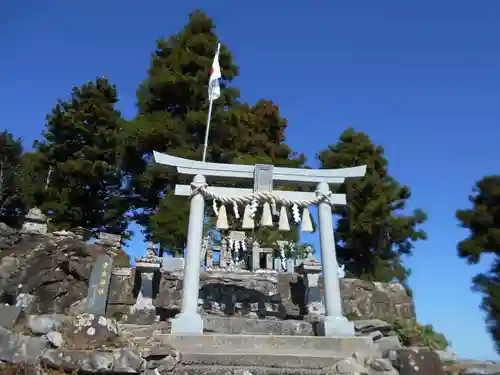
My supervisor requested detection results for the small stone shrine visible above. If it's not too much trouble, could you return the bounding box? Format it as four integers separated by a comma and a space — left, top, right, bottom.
21, 208, 48, 235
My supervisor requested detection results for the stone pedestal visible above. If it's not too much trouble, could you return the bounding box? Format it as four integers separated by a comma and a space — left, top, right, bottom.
286, 259, 295, 273
21, 208, 48, 235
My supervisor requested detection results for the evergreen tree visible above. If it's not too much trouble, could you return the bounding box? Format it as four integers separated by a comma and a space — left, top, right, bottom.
318, 127, 427, 282
122, 10, 305, 255
0, 131, 24, 226
16, 151, 48, 211
456, 175, 500, 353
35, 77, 128, 234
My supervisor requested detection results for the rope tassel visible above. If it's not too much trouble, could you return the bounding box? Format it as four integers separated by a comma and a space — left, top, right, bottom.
261, 202, 273, 227
216, 205, 229, 230
300, 207, 314, 232
242, 204, 254, 229
212, 199, 219, 216
278, 206, 290, 231
233, 201, 240, 219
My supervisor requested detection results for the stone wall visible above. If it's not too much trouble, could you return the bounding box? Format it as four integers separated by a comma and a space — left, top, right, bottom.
107, 269, 415, 322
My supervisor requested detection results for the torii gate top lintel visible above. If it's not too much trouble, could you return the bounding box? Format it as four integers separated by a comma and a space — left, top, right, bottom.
153, 151, 367, 186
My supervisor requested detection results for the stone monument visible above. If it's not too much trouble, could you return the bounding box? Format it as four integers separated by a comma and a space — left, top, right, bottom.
153, 151, 366, 336
85, 254, 114, 316
21, 208, 48, 235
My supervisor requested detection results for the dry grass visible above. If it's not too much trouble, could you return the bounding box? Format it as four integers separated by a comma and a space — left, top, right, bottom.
0, 364, 78, 375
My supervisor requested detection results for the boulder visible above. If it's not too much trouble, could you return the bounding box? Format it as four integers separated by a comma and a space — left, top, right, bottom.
63, 313, 120, 350
26, 313, 68, 335
385, 348, 446, 375
0, 223, 20, 250
41, 348, 147, 373
0, 326, 48, 365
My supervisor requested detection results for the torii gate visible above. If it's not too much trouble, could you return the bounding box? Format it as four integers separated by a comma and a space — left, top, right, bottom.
153, 151, 366, 336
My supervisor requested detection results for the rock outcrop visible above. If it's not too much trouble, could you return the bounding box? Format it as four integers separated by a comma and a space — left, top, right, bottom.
0, 225, 130, 315
0, 224, 415, 323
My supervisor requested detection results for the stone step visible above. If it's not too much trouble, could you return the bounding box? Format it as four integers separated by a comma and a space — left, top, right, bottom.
178, 351, 345, 369
155, 334, 377, 356
169, 364, 341, 375
203, 315, 314, 336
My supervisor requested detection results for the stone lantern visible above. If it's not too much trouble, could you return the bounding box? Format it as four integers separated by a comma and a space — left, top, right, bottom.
132, 242, 162, 319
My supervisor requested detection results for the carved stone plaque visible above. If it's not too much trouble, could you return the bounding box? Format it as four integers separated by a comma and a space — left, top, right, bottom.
254, 164, 273, 193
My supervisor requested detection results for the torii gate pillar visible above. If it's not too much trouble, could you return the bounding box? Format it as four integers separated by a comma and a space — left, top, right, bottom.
316, 181, 353, 336
170, 174, 206, 334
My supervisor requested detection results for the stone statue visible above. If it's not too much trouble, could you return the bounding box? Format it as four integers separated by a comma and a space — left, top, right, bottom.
305, 246, 315, 261
337, 264, 346, 278
146, 242, 157, 257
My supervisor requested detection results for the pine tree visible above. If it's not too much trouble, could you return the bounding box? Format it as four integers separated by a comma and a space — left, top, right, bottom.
35, 77, 128, 234
318, 127, 427, 282
0, 131, 24, 227
16, 151, 48, 211
456, 175, 500, 353
121, 10, 305, 255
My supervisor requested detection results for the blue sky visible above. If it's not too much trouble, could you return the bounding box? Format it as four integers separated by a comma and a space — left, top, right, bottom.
2, 0, 499, 360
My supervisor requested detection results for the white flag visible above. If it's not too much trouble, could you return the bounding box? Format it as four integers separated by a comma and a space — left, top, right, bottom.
208, 43, 221, 101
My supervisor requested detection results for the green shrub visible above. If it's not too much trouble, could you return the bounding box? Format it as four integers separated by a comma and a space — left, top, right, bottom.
112, 311, 126, 322
385, 315, 450, 350
345, 311, 361, 321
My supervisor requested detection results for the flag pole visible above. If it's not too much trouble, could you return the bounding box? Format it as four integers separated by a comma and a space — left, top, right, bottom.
201, 98, 214, 162
202, 42, 221, 163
